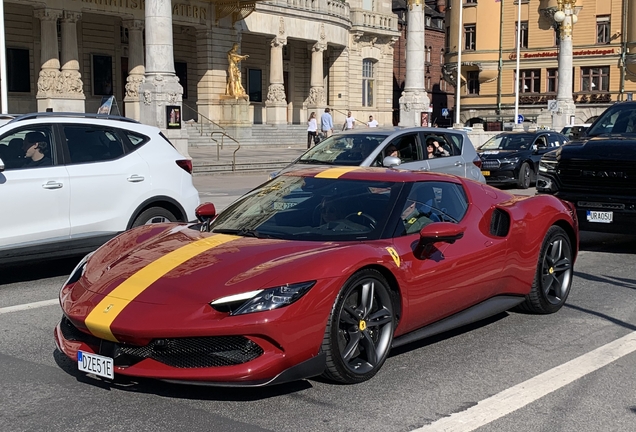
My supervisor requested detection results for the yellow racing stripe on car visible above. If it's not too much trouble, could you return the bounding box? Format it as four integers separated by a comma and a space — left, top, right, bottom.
314, 167, 360, 179
84, 234, 239, 342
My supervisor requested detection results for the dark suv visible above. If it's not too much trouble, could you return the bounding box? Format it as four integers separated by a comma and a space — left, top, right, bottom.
477, 131, 569, 189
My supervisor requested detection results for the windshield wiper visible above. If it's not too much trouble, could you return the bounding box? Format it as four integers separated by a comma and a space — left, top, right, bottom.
297, 158, 335, 165
212, 228, 276, 239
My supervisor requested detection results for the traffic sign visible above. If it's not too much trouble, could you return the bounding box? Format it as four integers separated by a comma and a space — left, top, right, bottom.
548, 100, 558, 112
442, 108, 449, 117
517, 114, 524, 124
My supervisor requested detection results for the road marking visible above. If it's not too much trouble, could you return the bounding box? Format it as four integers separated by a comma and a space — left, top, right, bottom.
0, 299, 59, 314
414, 331, 636, 431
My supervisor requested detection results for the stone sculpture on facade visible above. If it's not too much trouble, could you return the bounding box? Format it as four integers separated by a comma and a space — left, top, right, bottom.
226, 43, 249, 100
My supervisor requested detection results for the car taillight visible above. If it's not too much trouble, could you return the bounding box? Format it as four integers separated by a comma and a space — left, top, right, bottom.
176, 159, 193, 174
472, 155, 482, 169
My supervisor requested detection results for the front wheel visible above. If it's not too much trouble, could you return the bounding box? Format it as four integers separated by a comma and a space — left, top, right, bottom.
321, 269, 395, 384
131, 207, 177, 227
517, 226, 573, 314
517, 162, 531, 189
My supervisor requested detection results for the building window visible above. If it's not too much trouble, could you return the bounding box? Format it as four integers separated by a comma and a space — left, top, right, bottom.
92, 54, 113, 96
518, 69, 540, 93
446, 26, 451, 50
465, 0, 477, 3
596, 16, 610, 44
120, 26, 129, 44
426, 47, 431, 63
467, 71, 480, 95
440, 48, 445, 65
362, 0, 372, 11
464, 24, 476, 51
175, 62, 188, 99
516, 21, 528, 49
547, 68, 558, 93
362, 59, 374, 107
426, 16, 431, 27
247, 69, 262, 102
426, 76, 431, 91
283, 44, 290, 61
6, 48, 30, 93
581, 67, 609, 92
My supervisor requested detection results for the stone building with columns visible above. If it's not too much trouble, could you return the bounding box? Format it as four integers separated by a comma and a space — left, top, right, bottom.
2, 0, 401, 136
444, 0, 636, 130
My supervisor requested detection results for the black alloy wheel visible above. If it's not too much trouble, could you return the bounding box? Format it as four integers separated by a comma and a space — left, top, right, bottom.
517, 162, 531, 189
321, 269, 395, 384
517, 226, 573, 314
132, 207, 177, 227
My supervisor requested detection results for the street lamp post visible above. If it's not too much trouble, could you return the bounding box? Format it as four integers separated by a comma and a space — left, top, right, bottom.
552, 0, 578, 129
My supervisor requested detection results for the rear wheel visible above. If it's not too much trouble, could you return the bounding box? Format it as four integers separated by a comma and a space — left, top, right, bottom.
321, 269, 395, 384
517, 162, 531, 189
132, 207, 177, 227
517, 226, 573, 314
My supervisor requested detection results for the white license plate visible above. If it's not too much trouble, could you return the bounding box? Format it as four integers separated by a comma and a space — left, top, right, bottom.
78, 351, 114, 379
586, 210, 613, 223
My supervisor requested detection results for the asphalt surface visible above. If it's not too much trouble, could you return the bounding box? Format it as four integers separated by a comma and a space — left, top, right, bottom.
1, 177, 636, 432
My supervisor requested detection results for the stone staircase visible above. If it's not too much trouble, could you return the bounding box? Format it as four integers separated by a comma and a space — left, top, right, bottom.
185, 122, 308, 148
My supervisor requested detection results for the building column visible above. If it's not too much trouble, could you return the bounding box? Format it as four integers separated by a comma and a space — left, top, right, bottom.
625, 0, 636, 76
552, 0, 577, 130
34, 8, 62, 112
123, 19, 145, 121
399, 0, 430, 127
139, 0, 189, 158
266, 36, 287, 124
305, 41, 326, 109
59, 11, 85, 112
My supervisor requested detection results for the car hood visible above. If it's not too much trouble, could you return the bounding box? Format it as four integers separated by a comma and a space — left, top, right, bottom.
73, 224, 370, 307
478, 149, 527, 159
560, 137, 636, 159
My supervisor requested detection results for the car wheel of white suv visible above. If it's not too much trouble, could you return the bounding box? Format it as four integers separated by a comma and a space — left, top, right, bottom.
132, 207, 177, 227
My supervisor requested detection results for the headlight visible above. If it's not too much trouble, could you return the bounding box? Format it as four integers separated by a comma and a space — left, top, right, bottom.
62, 252, 93, 288
210, 281, 316, 315
500, 157, 519, 165
539, 159, 557, 173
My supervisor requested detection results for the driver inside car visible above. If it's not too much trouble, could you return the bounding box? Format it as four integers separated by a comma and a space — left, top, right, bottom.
401, 186, 442, 234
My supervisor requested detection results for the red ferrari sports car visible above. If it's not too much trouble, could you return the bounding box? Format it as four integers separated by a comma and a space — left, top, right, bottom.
55, 167, 578, 386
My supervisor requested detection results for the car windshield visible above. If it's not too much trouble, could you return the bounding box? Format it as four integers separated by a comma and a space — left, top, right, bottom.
480, 134, 533, 151
586, 106, 636, 137
208, 174, 402, 241
298, 134, 387, 166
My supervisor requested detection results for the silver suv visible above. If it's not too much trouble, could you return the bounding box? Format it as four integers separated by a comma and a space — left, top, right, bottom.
272, 127, 485, 183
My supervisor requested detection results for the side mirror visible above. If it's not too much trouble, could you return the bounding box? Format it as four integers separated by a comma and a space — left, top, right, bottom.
0, 157, 4, 173
195, 202, 217, 223
382, 156, 401, 168
416, 222, 465, 257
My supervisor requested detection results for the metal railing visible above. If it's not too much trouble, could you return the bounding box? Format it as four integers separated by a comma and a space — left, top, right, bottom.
182, 102, 241, 171
332, 108, 366, 130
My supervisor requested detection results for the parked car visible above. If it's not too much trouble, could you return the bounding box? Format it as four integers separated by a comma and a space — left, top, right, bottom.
271, 127, 486, 183
537, 101, 636, 234
560, 124, 591, 140
56, 166, 577, 387
477, 131, 569, 189
0, 112, 200, 265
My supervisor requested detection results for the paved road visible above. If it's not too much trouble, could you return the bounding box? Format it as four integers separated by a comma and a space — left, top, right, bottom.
2, 175, 635, 432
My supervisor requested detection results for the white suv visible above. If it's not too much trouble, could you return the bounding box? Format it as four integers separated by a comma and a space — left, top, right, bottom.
0, 113, 199, 265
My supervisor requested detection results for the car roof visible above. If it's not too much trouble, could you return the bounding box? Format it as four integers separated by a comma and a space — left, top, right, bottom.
281, 165, 464, 183
337, 127, 467, 137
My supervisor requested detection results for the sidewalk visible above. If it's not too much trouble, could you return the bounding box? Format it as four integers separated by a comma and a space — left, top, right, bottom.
189, 144, 307, 175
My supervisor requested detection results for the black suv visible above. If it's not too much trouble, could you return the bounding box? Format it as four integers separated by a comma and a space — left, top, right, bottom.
537, 102, 636, 234
477, 131, 569, 189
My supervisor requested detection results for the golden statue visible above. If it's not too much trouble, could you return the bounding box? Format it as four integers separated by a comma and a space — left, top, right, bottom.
226, 43, 249, 99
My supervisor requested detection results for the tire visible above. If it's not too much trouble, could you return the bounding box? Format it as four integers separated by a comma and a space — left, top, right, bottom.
517, 162, 531, 189
321, 269, 395, 384
517, 226, 573, 314
131, 207, 177, 228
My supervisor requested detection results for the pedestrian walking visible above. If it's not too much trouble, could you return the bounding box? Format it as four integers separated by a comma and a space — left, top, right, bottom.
367, 115, 379, 127
307, 112, 318, 148
342, 111, 355, 131
321, 108, 334, 138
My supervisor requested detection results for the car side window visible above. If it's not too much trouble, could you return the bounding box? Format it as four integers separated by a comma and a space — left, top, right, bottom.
387, 133, 421, 163
423, 133, 461, 156
547, 134, 561, 147
535, 136, 548, 148
0, 126, 55, 170
395, 181, 468, 236
62, 125, 126, 164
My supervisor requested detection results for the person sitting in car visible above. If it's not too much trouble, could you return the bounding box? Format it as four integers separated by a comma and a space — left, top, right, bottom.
426, 138, 450, 159
22, 132, 52, 168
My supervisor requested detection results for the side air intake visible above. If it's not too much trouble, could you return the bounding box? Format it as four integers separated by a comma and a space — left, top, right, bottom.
490, 208, 510, 237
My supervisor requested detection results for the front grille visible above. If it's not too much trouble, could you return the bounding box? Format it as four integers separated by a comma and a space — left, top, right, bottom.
118, 336, 264, 368
481, 159, 501, 170
557, 160, 636, 193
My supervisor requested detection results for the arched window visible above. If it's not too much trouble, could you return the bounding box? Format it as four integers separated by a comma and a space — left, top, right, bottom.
362, 59, 375, 107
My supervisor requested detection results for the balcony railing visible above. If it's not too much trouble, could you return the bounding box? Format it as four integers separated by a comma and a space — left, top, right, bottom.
350, 8, 398, 32
262, 0, 350, 20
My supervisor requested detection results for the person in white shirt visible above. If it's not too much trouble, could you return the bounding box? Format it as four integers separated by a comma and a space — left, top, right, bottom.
342, 111, 355, 131
367, 115, 379, 128
307, 112, 318, 148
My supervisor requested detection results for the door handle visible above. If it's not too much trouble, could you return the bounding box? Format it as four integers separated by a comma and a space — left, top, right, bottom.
42, 181, 63, 190
454, 161, 464, 166
127, 174, 145, 182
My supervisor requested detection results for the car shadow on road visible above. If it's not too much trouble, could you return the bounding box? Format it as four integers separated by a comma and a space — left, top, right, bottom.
52, 349, 313, 400
0, 257, 78, 284
579, 232, 636, 254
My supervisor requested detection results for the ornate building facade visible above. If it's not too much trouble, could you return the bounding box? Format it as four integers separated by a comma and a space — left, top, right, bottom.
2, 0, 400, 134
444, 0, 636, 130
